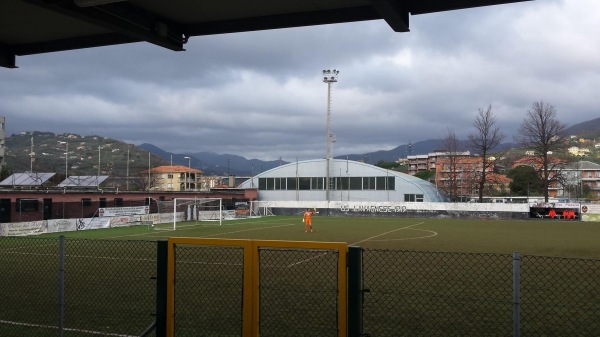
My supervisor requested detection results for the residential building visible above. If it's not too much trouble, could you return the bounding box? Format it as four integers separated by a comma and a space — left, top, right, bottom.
434, 156, 507, 198
148, 165, 203, 191
567, 146, 591, 157
511, 157, 568, 198
561, 161, 600, 199
407, 151, 470, 176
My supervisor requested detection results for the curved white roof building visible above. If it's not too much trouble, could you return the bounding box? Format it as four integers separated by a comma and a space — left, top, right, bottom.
239, 159, 446, 202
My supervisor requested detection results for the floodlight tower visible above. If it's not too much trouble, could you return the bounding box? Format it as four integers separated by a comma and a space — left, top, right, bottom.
323, 69, 339, 203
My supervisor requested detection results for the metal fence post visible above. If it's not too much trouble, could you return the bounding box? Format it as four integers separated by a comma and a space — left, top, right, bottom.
58, 235, 65, 337
156, 240, 168, 337
513, 251, 520, 337
348, 246, 363, 337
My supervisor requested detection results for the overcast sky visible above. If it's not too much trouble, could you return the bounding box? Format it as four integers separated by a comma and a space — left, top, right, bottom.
1, 0, 598, 162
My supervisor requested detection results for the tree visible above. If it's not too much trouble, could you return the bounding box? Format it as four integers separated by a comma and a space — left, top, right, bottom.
468, 105, 505, 202
507, 165, 543, 196
438, 129, 464, 202
375, 160, 400, 170
514, 101, 567, 202
414, 170, 435, 181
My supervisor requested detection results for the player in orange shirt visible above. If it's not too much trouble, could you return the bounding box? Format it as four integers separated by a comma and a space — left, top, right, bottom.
303, 208, 315, 233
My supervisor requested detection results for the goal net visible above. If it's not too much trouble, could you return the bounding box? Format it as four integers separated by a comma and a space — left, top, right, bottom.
155, 198, 224, 230
249, 201, 275, 218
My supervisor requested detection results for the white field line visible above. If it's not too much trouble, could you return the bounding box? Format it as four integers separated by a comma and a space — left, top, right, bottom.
200, 223, 296, 238
285, 252, 330, 268
350, 222, 426, 245
276, 222, 430, 268
103, 218, 296, 239
3, 250, 156, 262
0, 319, 137, 337
0, 242, 60, 252
368, 228, 438, 241
173, 223, 297, 267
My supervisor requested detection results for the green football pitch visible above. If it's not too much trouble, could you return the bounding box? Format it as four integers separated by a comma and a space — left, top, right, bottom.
38, 216, 600, 259
4, 215, 600, 336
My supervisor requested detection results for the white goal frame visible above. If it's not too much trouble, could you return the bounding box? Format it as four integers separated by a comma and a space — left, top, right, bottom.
154, 198, 224, 230
249, 201, 275, 217
177, 197, 222, 228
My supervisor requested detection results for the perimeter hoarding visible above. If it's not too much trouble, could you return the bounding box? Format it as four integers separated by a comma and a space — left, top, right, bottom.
580, 204, 600, 222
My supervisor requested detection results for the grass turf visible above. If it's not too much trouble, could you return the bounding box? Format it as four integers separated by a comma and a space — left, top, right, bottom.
37, 215, 600, 258
2, 216, 599, 336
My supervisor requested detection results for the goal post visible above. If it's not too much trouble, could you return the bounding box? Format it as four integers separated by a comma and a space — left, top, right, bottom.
155, 198, 223, 230
249, 201, 275, 217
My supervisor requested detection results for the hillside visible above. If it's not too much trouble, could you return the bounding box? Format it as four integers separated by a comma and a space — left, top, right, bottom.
5, 115, 599, 178
138, 143, 282, 176
564, 117, 600, 138
3, 132, 167, 179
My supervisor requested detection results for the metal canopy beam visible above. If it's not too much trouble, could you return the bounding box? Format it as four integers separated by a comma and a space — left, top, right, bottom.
370, 0, 410, 32
1, 0, 533, 68
0, 44, 17, 68
409, 0, 531, 15
13, 33, 138, 56
20, 0, 185, 52
184, 7, 381, 37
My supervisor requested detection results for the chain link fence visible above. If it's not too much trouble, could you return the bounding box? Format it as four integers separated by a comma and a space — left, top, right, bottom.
258, 247, 340, 337
174, 244, 245, 336
0, 237, 157, 337
520, 255, 600, 336
362, 249, 600, 337
2, 237, 600, 337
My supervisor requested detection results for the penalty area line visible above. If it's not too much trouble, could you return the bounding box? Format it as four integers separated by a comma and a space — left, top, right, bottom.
350, 222, 425, 245
201, 223, 297, 238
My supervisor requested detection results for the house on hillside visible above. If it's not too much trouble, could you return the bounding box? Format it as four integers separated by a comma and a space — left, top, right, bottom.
148, 165, 203, 191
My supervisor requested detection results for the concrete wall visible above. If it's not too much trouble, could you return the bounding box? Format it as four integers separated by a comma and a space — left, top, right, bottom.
254, 201, 530, 220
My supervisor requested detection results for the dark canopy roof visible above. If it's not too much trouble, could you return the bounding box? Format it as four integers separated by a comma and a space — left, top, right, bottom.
1, 0, 531, 68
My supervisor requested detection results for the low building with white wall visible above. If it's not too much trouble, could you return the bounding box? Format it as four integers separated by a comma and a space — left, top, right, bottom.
239, 159, 446, 203
240, 159, 534, 219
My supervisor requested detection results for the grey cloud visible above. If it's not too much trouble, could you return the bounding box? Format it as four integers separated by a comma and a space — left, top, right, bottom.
1, 0, 599, 162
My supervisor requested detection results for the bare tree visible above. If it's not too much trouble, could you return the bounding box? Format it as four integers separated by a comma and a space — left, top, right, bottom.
439, 129, 464, 202
514, 101, 567, 202
468, 105, 505, 202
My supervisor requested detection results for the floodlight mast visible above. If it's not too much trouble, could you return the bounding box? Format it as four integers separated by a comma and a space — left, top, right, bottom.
323, 69, 339, 203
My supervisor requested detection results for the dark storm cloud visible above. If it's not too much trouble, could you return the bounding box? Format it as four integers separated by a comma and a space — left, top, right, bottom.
0, 0, 598, 162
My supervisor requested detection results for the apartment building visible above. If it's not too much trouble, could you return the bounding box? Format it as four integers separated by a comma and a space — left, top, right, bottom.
407, 151, 471, 176
562, 161, 600, 199
434, 156, 509, 197
148, 165, 204, 191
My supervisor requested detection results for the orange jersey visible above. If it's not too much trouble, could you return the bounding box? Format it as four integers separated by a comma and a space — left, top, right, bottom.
303, 210, 314, 224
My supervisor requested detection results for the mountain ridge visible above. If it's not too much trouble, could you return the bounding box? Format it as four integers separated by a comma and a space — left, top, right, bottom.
5, 116, 599, 177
